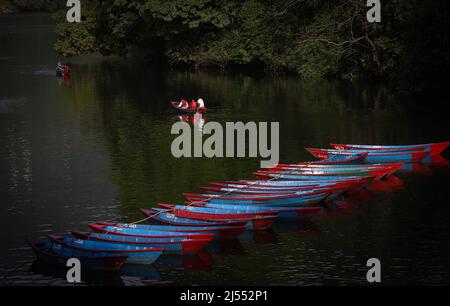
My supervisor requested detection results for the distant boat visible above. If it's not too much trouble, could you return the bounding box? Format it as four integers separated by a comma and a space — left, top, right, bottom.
171, 101, 206, 113
56, 64, 70, 78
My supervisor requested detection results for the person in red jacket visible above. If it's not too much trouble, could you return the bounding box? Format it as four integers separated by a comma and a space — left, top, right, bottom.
178, 99, 188, 109
188, 99, 197, 110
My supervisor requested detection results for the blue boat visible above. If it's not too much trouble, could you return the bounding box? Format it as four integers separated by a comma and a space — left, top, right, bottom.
48, 235, 163, 265
92, 219, 246, 241
306, 148, 430, 163
195, 203, 323, 219
228, 180, 356, 187
29, 240, 127, 271
256, 172, 373, 181
312, 153, 367, 164
71, 231, 210, 255
185, 191, 330, 206
330, 141, 450, 155
89, 222, 215, 240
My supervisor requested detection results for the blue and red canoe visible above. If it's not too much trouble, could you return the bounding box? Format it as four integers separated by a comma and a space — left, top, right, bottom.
204, 182, 353, 198
211, 178, 370, 191
29, 240, 127, 271
136, 211, 248, 239
72, 230, 217, 255
89, 222, 215, 240
144, 207, 271, 231
47, 235, 163, 265
154, 205, 277, 230
306, 148, 429, 163
184, 190, 330, 206
255, 172, 374, 181
303, 153, 368, 165
255, 164, 400, 180
330, 141, 450, 155
188, 203, 322, 219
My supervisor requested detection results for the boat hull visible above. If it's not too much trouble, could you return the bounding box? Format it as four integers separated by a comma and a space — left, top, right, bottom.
29, 241, 127, 271
306, 148, 429, 163
330, 141, 450, 155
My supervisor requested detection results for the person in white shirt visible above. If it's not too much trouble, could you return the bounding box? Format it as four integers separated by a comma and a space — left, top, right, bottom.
197, 98, 205, 109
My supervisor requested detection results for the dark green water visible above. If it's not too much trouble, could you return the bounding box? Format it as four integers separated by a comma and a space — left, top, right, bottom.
1, 14, 450, 286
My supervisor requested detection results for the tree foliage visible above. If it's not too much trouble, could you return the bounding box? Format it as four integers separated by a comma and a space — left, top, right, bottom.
54, 0, 450, 97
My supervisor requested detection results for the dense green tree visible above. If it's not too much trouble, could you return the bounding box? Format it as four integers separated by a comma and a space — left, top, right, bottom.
52, 0, 450, 99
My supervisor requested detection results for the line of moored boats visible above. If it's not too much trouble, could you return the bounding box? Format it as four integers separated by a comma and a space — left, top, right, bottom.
29, 141, 450, 272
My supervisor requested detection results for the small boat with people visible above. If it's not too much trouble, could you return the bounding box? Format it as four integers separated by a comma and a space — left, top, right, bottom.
171, 98, 206, 113
55, 61, 70, 78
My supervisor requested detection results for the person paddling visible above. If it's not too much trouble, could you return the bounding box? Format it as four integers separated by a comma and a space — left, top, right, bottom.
56, 61, 64, 75
197, 98, 205, 110
178, 99, 188, 109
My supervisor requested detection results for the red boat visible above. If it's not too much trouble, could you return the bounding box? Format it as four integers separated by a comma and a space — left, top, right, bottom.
171, 101, 206, 114
89, 223, 215, 240
184, 189, 329, 202
158, 204, 277, 230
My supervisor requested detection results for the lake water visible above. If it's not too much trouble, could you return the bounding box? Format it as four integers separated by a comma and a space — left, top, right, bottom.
1, 14, 450, 286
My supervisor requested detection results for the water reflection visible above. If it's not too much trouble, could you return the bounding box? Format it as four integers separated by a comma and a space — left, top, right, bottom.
176, 112, 206, 132
369, 175, 405, 193
30, 260, 124, 286
252, 230, 279, 244
120, 264, 161, 284
207, 240, 247, 255
155, 252, 213, 271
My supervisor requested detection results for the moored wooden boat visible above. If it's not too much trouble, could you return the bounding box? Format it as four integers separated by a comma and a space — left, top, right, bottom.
71, 231, 214, 255
47, 235, 163, 265
330, 141, 450, 155
304, 152, 368, 164
273, 162, 404, 169
255, 172, 374, 181
137, 211, 248, 239
306, 148, 430, 163
184, 190, 330, 206
29, 240, 127, 271
258, 163, 402, 180
191, 203, 323, 219
156, 205, 277, 230
89, 223, 215, 240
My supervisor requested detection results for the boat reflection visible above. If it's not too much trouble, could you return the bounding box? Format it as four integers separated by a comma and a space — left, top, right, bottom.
120, 264, 161, 284
334, 189, 372, 212
369, 175, 404, 192
30, 259, 125, 286
176, 112, 206, 132
155, 251, 213, 271
207, 239, 247, 255
252, 230, 278, 243
272, 220, 322, 234
399, 163, 432, 175
423, 155, 450, 169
